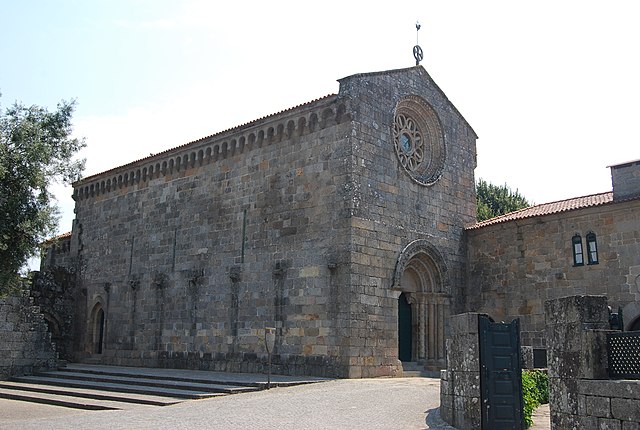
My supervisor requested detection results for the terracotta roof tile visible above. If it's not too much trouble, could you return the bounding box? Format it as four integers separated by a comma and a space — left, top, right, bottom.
468, 191, 615, 230
42, 231, 72, 245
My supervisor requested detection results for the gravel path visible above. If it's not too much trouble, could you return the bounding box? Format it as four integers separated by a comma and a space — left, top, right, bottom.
0, 377, 458, 430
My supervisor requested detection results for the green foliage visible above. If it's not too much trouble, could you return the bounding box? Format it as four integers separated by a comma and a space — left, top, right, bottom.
476, 178, 530, 222
0, 96, 85, 295
522, 370, 549, 427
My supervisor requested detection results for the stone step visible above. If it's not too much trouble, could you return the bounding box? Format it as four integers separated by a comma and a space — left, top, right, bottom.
4, 363, 324, 410
10, 375, 227, 400
0, 380, 183, 406
60, 364, 262, 388
0, 386, 155, 411
31, 370, 257, 394
401, 362, 441, 378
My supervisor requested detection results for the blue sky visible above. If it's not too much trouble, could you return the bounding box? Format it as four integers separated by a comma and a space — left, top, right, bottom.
2, 1, 639, 254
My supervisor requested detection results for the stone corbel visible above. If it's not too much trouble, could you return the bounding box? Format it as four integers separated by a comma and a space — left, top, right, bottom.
188, 269, 205, 288
153, 273, 168, 289
273, 261, 286, 278
129, 275, 140, 291
229, 266, 241, 282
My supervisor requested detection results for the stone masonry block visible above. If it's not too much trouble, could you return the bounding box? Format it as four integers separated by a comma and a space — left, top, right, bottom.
622, 421, 640, 430
452, 371, 480, 398
450, 312, 481, 335
440, 403, 453, 426
447, 334, 479, 372
545, 295, 608, 326
546, 322, 584, 353
584, 395, 612, 418
453, 393, 481, 430
597, 417, 623, 430
440, 376, 453, 395
577, 416, 599, 429
578, 380, 640, 400
580, 330, 611, 379
611, 397, 640, 422
549, 377, 579, 415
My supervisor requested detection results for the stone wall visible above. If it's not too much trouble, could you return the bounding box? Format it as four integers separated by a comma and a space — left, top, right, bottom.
30, 268, 77, 361
0, 293, 58, 379
467, 198, 640, 348
577, 379, 640, 428
329, 68, 477, 374
72, 94, 355, 377
440, 313, 482, 430
46, 66, 477, 378
545, 295, 640, 429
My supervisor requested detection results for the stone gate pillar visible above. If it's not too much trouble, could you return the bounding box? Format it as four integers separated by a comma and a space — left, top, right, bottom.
440, 312, 483, 430
545, 295, 611, 429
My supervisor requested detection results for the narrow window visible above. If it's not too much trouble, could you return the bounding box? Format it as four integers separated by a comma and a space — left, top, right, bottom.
572, 234, 584, 266
586, 232, 599, 265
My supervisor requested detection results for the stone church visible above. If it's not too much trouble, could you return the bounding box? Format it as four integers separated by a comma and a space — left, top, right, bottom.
37, 65, 640, 378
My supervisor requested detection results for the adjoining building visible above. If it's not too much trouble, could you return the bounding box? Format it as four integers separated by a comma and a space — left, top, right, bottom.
37, 65, 640, 378
467, 159, 640, 347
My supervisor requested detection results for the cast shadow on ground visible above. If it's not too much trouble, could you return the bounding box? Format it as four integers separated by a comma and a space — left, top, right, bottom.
424, 408, 458, 429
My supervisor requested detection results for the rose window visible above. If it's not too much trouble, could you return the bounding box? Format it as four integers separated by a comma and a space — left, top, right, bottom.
394, 114, 425, 172
392, 96, 445, 186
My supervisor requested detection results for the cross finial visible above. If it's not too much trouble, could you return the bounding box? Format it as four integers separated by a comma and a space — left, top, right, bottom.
413, 20, 423, 66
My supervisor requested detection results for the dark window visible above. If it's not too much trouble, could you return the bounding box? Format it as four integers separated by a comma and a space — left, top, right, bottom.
572, 234, 584, 266
586, 232, 599, 265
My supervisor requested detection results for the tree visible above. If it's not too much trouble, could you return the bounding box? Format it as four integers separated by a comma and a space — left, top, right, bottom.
476, 178, 530, 222
0, 97, 85, 294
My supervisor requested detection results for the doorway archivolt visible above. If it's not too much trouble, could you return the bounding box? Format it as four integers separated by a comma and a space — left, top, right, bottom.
393, 239, 450, 369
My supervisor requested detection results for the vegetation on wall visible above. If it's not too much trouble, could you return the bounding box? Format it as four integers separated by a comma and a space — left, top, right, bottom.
476, 179, 530, 222
522, 369, 549, 427
0, 97, 85, 295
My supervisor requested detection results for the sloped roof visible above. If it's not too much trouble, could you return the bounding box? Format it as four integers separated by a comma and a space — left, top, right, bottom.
42, 231, 72, 245
468, 191, 616, 230
76, 94, 337, 185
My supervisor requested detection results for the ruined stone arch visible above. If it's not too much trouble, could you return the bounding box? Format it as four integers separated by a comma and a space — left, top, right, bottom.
393, 239, 450, 369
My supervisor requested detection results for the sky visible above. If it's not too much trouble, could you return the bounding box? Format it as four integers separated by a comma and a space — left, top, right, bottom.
1, 1, 639, 257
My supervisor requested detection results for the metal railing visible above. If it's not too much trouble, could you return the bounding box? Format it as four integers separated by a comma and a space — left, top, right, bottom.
607, 331, 640, 379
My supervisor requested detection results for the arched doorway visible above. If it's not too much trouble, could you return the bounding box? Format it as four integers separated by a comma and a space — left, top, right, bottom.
393, 240, 450, 370
398, 293, 413, 362
90, 303, 105, 354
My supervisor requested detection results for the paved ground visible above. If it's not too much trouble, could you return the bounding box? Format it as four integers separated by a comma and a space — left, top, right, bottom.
0, 376, 550, 430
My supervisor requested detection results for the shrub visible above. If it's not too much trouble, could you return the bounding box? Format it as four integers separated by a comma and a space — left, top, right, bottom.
522, 370, 549, 427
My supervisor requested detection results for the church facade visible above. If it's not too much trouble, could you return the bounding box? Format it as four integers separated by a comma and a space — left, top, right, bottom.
39, 66, 640, 378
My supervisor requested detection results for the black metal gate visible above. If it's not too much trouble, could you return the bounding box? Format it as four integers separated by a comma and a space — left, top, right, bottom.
479, 315, 524, 430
